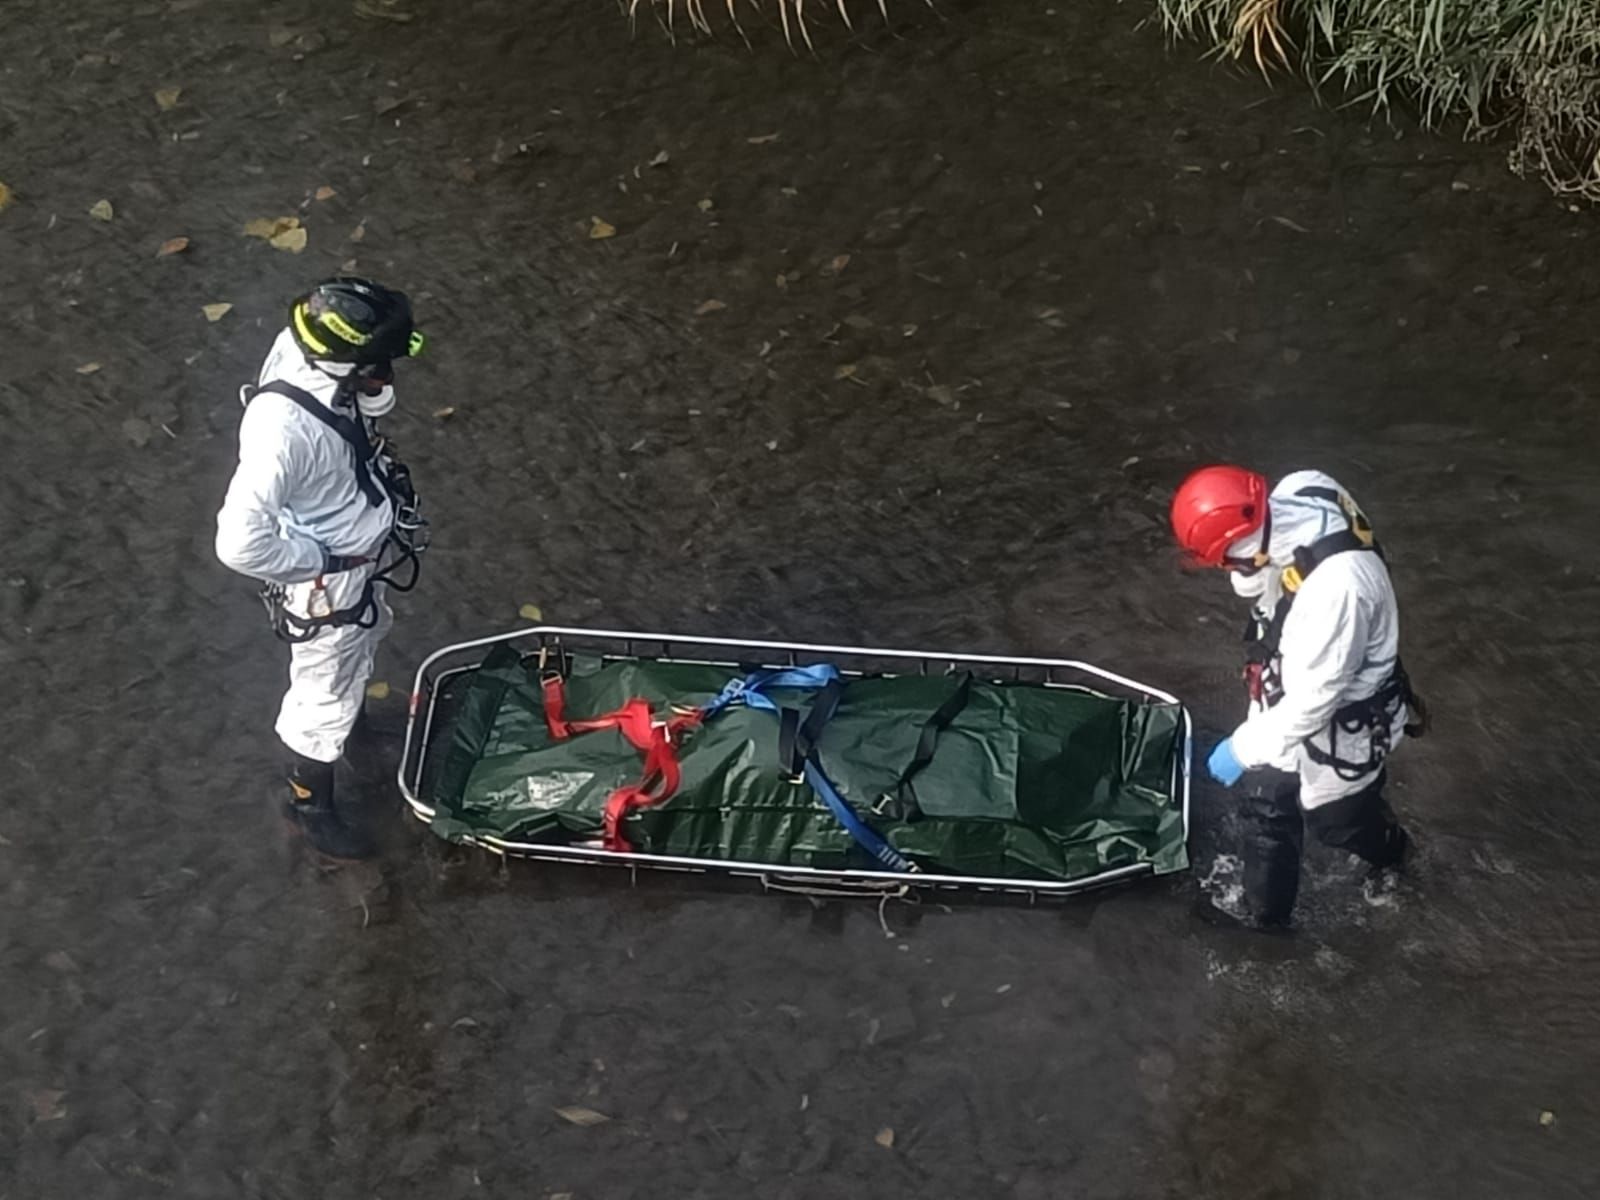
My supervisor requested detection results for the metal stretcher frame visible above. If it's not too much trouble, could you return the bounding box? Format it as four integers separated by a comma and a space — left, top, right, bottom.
399, 626, 1194, 898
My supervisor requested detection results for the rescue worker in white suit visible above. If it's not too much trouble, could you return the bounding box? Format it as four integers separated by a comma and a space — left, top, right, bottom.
215, 278, 427, 860
1170, 465, 1423, 927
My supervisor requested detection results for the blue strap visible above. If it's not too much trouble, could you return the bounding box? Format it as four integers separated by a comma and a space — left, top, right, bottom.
803, 760, 915, 872
699, 664, 913, 873
701, 664, 841, 718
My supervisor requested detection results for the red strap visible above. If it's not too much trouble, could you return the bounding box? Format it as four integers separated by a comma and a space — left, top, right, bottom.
544, 673, 655, 745
602, 713, 698, 851
542, 674, 698, 852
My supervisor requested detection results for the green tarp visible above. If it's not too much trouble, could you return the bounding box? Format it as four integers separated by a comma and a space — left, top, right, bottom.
424, 648, 1187, 882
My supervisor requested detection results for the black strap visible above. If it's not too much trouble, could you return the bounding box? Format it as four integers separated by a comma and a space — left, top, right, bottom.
1291, 529, 1374, 581
1294, 485, 1342, 504
884, 672, 973, 822
1302, 666, 1418, 780
250, 381, 386, 508
1247, 527, 1378, 663
1244, 596, 1292, 665
778, 678, 846, 778
259, 579, 380, 644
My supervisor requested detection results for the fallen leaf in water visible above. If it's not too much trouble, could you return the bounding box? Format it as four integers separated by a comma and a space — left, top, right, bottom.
373, 94, 409, 116
157, 236, 190, 257
874, 1127, 895, 1149
926, 385, 955, 407
1120, 455, 1141, 469
365, 680, 391, 701
519, 603, 544, 622
314, 185, 337, 201
88, 199, 114, 221
746, 132, 780, 145
902, 324, 919, 337
843, 314, 873, 330
589, 216, 616, 240
268, 26, 296, 46
995, 983, 1012, 994
201, 303, 232, 323
940, 992, 955, 1008
349, 222, 366, 242
432, 405, 456, 420
243, 215, 299, 239
1539, 1110, 1556, 1126
0, 182, 14, 212
270, 226, 308, 253
29, 1090, 67, 1122
834, 363, 858, 381
76, 362, 102, 375
695, 299, 726, 315
765, 439, 779, 451
553, 1106, 609, 1127
1269, 214, 1310, 234
696, 198, 714, 212
355, 0, 416, 21
154, 86, 182, 111
828, 254, 851, 275
648, 149, 670, 167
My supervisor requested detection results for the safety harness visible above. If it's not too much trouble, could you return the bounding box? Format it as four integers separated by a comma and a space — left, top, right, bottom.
241, 380, 429, 644
1243, 485, 1427, 781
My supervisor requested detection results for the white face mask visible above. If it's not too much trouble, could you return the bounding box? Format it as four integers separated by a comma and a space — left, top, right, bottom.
310, 356, 396, 418
1229, 567, 1270, 599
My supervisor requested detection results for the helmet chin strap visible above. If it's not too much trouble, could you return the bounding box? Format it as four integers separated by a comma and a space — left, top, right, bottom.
1223, 504, 1273, 572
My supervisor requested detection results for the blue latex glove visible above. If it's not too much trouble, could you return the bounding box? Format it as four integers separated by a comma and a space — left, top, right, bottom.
1206, 737, 1247, 787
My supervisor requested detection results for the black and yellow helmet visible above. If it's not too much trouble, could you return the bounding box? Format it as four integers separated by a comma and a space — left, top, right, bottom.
289, 276, 426, 365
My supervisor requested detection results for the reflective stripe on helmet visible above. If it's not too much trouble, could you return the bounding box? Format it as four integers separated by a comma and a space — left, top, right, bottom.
319, 310, 372, 347
292, 302, 331, 355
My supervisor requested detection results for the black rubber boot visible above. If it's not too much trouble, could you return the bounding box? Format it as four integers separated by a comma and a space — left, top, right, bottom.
284, 753, 377, 861
1239, 775, 1305, 929
1306, 771, 1410, 872
343, 708, 399, 819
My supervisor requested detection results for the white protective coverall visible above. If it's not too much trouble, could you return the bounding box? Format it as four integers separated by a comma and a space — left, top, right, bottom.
215, 328, 397, 763
1224, 470, 1407, 808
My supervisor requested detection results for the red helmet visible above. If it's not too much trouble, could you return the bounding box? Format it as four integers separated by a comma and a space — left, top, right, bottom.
1170, 465, 1269, 567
